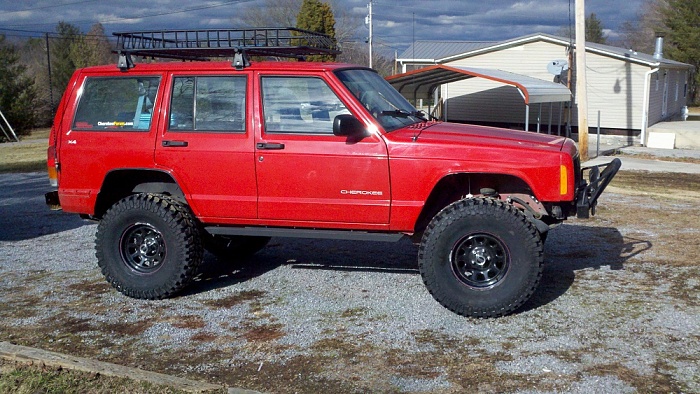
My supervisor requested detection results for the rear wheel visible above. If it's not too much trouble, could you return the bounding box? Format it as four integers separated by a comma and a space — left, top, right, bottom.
95, 193, 203, 299
418, 198, 544, 318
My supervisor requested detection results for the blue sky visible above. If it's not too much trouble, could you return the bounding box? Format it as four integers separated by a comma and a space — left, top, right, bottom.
0, 0, 644, 53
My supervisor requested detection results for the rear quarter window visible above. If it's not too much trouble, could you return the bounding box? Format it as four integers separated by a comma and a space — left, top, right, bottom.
72, 76, 161, 131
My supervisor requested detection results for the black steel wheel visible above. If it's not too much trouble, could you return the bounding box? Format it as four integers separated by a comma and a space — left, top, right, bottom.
418, 198, 544, 318
119, 223, 166, 273
96, 193, 203, 299
450, 233, 509, 288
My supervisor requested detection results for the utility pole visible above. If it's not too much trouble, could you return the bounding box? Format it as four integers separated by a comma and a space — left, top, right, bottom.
367, 0, 373, 68
575, 0, 589, 161
46, 32, 54, 109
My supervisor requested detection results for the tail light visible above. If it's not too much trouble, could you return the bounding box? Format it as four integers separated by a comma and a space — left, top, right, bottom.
47, 144, 58, 187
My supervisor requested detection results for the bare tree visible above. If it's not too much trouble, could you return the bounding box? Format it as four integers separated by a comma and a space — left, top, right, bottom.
619, 0, 666, 53
238, 0, 303, 28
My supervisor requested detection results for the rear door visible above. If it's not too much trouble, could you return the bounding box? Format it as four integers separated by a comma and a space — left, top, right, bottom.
58, 72, 163, 214
155, 72, 257, 220
254, 73, 391, 225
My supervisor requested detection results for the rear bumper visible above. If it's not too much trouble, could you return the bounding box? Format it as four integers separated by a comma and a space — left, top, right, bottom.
575, 158, 622, 218
45, 191, 61, 210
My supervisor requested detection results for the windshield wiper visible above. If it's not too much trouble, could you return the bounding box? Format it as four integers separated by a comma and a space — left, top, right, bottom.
380, 109, 427, 121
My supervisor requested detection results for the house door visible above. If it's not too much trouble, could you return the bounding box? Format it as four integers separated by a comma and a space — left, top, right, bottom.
662, 72, 669, 118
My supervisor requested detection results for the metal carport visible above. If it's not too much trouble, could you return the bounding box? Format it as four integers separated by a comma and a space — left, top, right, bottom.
386, 64, 572, 132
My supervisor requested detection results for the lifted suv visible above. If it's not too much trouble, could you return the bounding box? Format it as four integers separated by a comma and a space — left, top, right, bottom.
45, 28, 620, 318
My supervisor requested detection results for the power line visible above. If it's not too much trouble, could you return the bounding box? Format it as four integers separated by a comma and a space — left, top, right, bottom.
4, 0, 100, 13
3, 0, 256, 28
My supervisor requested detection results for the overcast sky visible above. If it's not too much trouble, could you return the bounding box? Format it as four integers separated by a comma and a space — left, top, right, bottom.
0, 0, 644, 53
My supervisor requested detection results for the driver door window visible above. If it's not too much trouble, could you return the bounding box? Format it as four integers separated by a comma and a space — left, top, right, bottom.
261, 77, 349, 134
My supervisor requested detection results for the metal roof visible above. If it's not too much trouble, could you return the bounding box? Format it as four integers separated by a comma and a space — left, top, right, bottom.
398, 33, 693, 69
397, 41, 493, 61
386, 64, 571, 104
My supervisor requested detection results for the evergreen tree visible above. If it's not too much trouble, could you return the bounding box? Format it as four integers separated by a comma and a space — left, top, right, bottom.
51, 22, 81, 100
296, 0, 336, 61
661, 0, 700, 102
585, 13, 607, 44
0, 35, 38, 137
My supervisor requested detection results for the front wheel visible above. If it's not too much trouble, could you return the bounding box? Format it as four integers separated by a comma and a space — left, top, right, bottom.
418, 198, 544, 318
95, 193, 203, 299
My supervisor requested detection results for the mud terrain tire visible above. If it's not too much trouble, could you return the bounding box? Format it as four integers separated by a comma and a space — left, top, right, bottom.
418, 197, 544, 318
95, 193, 203, 299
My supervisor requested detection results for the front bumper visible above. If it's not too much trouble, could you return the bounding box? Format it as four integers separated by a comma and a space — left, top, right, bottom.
575, 158, 622, 218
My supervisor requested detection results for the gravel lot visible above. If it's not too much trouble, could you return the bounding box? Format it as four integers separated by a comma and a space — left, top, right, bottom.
1, 171, 698, 393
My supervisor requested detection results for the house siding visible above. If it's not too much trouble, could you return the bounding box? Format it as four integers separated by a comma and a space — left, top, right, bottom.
442, 41, 568, 128
569, 52, 648, 130
430, 38, 691, 132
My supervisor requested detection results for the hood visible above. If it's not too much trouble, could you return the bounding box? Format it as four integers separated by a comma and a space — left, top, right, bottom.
386, 121, 568, 153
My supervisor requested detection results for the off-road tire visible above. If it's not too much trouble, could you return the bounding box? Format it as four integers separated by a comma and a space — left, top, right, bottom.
95, 193, 203, 299
203, 235, 271, 262
418, 197, 544, 318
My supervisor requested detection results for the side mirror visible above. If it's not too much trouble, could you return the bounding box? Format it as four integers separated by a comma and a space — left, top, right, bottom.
333, 114, 368, 137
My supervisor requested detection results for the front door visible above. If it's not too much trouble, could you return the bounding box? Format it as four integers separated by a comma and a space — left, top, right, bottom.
255, 74, 390, 225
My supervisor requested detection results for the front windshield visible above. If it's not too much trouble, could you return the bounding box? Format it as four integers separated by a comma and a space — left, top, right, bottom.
335, 69, 424, 132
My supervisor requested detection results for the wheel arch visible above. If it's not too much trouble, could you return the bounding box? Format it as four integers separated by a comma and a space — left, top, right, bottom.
413, 172, 534, 235
94, 169, 187, 219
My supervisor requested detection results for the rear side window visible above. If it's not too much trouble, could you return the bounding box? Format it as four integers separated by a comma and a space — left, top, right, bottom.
73, 77, 160, 131
169, 76, 246, 132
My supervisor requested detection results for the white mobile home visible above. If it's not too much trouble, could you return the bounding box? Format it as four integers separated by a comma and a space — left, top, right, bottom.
395, 33, 693, 139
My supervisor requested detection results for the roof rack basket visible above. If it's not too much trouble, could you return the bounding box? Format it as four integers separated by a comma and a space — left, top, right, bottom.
113, 28, 340, 70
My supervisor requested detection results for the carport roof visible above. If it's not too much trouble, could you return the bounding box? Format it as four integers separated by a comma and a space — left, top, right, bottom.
386, 64, 571, 104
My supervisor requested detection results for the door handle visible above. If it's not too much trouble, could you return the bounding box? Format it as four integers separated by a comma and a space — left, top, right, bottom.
256, 142, 285, 150
162, 140, 188, 147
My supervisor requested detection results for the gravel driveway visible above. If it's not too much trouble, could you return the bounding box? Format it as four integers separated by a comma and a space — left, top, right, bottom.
1, 172, 698, 393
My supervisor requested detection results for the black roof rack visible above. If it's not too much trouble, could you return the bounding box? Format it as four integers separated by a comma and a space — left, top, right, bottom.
113, 28, 340, 70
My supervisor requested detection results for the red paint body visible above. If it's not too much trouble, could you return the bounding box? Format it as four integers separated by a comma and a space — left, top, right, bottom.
48, 61, 580, 234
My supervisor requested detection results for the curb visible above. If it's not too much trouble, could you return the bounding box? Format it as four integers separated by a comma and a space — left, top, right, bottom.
0, 341, 262, 393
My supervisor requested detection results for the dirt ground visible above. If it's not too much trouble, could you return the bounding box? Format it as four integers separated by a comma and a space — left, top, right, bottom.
0, 170, 698, 393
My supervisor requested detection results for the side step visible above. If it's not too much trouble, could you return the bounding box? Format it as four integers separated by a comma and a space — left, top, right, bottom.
205, 226, 405, 242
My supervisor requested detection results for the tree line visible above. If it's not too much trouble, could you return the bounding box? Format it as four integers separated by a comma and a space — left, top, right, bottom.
1, 0, 698, 139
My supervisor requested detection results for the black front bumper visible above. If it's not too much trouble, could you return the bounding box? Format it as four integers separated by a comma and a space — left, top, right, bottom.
575, 158, 622, 218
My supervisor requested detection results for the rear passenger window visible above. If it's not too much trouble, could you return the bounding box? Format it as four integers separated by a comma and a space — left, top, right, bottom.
73, 77, 160, 131
169, 76, 246, 132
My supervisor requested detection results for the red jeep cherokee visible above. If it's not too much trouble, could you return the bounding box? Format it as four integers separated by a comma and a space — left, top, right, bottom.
45, 29, 619, 318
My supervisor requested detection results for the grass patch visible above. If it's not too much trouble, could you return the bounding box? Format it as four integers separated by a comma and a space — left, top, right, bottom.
0, 128, 50, 174
0, 359, 201, 394
611, 171, 700, 193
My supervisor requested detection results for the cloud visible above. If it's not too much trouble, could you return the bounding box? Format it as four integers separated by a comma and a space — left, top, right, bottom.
0, 0, 643, 52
